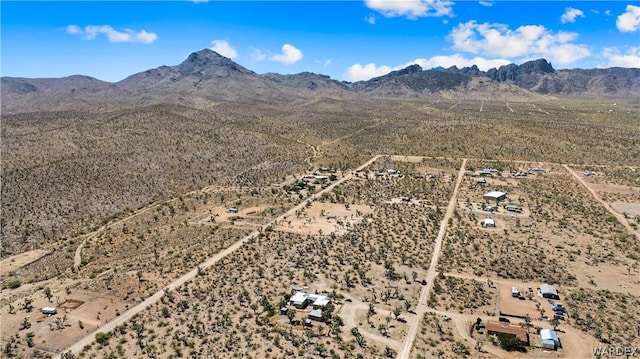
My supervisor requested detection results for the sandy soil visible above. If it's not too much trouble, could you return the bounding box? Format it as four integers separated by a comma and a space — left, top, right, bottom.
339, 295, 403, 350
564, 164, 638, 235
610, 202, 640, 217
398, 158, 468, 359
51, 155, 383, 359
390, 155, 428, 163
274, 202, 372, 236
1, 250, 50, 276
590, 183, 640, 195
497, 279, 547, 319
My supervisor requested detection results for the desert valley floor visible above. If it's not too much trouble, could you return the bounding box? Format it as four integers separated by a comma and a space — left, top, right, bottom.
1, 96, 639, 359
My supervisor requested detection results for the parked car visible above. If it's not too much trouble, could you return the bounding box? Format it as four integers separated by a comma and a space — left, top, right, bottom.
498, 317, 510, 323
511, 286, 520, 297
504, 204, 520, 212
484, 206, 497, 212
551, 304, 565, 312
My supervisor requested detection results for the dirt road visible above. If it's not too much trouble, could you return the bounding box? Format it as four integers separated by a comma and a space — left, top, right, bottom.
396, 159, 467, 359
54, 155, 383, 358
563, 164, 637, 235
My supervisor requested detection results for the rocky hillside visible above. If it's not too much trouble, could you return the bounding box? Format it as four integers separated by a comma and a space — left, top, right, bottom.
442, 59, 640, 96
2, 50, 639, 114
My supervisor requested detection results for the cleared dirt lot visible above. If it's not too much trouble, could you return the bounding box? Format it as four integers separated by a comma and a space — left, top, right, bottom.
0, 250, 50, 276
274, 202, 373, 236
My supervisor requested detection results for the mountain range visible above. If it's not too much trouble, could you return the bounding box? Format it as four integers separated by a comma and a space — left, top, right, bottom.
2, 49, 639, 114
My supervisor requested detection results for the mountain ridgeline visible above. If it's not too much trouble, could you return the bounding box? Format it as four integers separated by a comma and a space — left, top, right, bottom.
2, 49, 639, 114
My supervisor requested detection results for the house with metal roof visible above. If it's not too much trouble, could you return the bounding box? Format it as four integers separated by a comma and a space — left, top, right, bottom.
308, 309, 323, 322
486, 322, 529, 345
483, 191, 507, 204
539, 284, 560, 300
308, 294, 330, 308
289, 292, 309, 309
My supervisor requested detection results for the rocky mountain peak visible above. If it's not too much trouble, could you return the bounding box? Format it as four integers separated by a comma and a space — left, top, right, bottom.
519, 58, 555, 74
177, 49, 254, 77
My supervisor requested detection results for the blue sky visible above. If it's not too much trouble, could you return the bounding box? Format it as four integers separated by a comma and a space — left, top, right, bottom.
2, 1, 639, 82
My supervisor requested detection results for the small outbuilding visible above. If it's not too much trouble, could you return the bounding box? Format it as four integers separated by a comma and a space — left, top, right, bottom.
484, 191, 507, 204
539, 284, 560, 300
482, 218, 495, 228
308, 309, 323, 322
540, 329, 560, 350
42, 307, 57, 315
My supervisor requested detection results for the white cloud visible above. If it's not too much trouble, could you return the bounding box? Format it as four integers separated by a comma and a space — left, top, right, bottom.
409, 55, 511, 71
448, 20, 590, 65
617, 5, 640, 32
344, 63, 394, 81
561, 7, 585, 24
343, 54, 512, 82
323, 59, 333, 67
365, 14, 377, 24
600, 47, 640, 68
210, 40, 238, 59
66, 25, 82, 34
605, 10, 611, 16
269, 44, 303, 65
365, 0, 454, 19
67, 24, 158, 44
479, 1, 493, 7
250, 48, 267, 61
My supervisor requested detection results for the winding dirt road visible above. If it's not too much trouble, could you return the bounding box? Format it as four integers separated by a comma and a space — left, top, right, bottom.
397, 159, 467, 359
54, 155, 383, 358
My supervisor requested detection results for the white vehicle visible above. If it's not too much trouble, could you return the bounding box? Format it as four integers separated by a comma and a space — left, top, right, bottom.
511, 287, 520, 297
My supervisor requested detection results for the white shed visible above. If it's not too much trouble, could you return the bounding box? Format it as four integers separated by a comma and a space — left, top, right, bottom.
540, 329, 560, 349
483, 218, 495, 228
42, 307, 57, 315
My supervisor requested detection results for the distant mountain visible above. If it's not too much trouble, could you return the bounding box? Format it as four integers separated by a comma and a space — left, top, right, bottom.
443, 59, 640, 96
116, 49, 291, 102
349, 64, 472, 97
2, 50, 639, 114
1, 75, 125, 113
262, 72, 349, 91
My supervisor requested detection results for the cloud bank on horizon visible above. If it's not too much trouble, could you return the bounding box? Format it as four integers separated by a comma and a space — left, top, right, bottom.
342, 1, 639, 81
